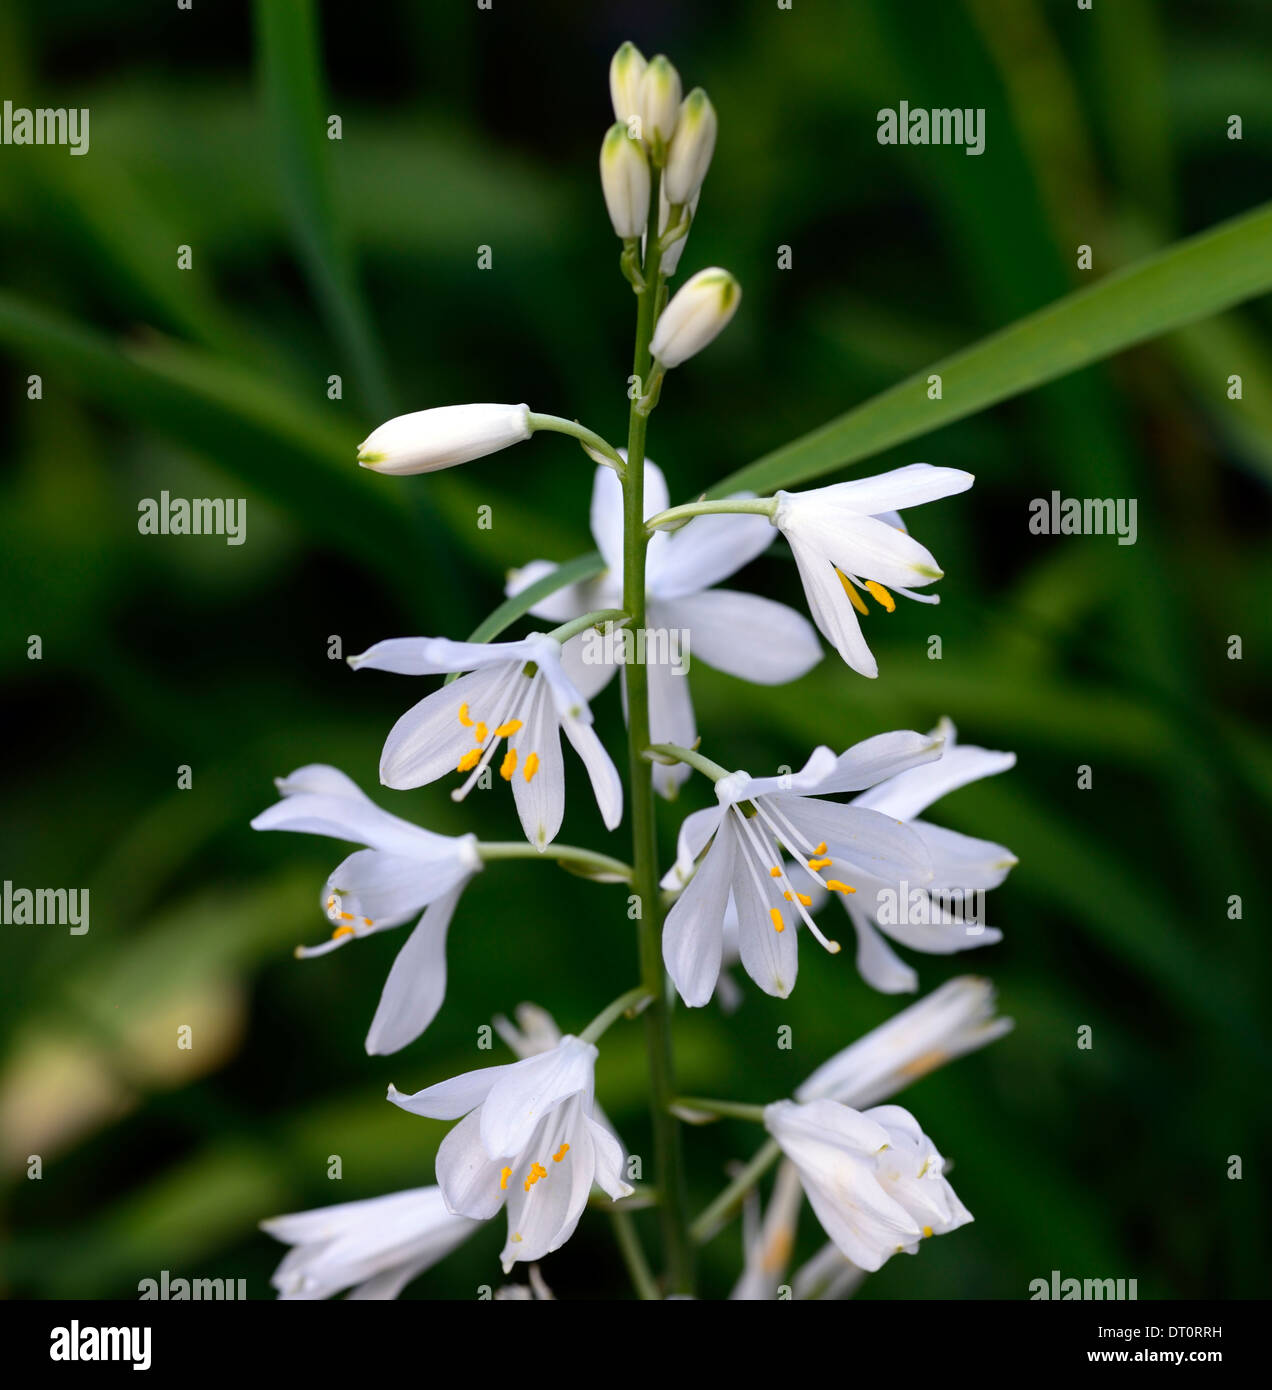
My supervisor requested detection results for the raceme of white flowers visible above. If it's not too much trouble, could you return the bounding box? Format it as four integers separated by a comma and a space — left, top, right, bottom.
257, 40, 1017, 1300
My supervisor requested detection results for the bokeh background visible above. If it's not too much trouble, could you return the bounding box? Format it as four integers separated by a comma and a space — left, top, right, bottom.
1, 0, 1269, 1300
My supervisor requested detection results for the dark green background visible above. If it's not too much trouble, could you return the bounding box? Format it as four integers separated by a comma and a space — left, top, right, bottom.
1, 0, 1268, 1299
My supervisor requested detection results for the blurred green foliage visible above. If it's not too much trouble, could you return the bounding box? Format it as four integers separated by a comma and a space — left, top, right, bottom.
1, 0, 1269, 1300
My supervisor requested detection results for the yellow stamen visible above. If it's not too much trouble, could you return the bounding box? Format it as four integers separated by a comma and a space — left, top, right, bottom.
825, 879, 856, 895
808, 856, 832, 870
864, 579, 896, 612
495, 719, 523, 737
456, 747, 482, 772
769, 866, 782, 878
523, 752, 540, 782
553, 1143, 570, 1162
814, 842, 827, 856
457, 703, 474, 728
783, 891, 813, 906
362, 917, 373, 927
769, 907, 785, 934
836, 568, 869, 615
500, 748, 518, 780
474, 721, 488, 744
922, 1226, 933, 1239
499, 1166, 511, 1191
522, 1161, 548, 1192
338, 911, 354, 921
331, 925, 354, 940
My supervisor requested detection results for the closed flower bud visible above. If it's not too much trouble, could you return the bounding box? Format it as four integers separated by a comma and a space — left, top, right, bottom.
599, 122, 651, 239
608, 41, 647, 126
649, 267, 741, 368
357, 403, 531, 475
638, 54, 682, 148
663, 88, 717, 205
657, 182, 699, 276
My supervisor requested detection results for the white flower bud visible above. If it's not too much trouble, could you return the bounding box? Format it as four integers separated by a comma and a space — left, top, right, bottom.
608, 41, 647, 126
649, 267, 741, 368
599, 122, 651, 239
657, 181, 699, 276
357, 403, 531, 475
663, 87, 717, 205
638, 54, 682, 148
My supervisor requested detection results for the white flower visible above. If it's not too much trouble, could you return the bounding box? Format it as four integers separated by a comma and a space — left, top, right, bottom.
388, 1036, 633, 1273
730, 1158, 803, 1301
505, 460, 821, 797
608, 41, 647, 125
660, 731, 944, 1005
650, 267, 741, 369
349, 632, 623, 850
764, 1099, 972, 1272
717, 859, 825, 1011
357, 403, 531, 475
772, 463, 975, 677
797, 975, 1014, 1107
261, 1186, 479, 1300
600, 123, 650, 239
664, 87, 717, 205
656, 182, 699, 276
250, 764, 481, 1053
637, 53, 682, 148
827, 717, 1017, 992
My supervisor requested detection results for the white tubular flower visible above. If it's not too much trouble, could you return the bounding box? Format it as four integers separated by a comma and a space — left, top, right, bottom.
349, 632, 623, 851
771, 463, 974, 677
251, 764, 482, 1054
764, 1099, 972, 1273
828, 717, 1016, 993
600, 122, 650, 239
660, 731, 944, 1006
388, 1036, 633, 1273
730, 1157, 804, 1301
608, 41, 647, 126
261, 1186, 480, 1300
797, 976, 1014, 1108
357, 403, 531, 475
664, 87, 717, 205
650, 267, 741, 369
505, 460, 820, 798
637, 53, 682, 148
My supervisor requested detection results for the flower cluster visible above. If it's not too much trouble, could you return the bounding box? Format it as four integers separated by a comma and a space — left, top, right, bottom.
258, 40, 1017, 1301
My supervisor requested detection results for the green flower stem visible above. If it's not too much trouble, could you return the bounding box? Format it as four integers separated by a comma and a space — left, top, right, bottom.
674, 1097, 767, 1123
690, 1137, 783, 1245
475, 841, 632, 881
647, 742, 730, 783
580, 986, 653, 1044
645, 496, 777, 534
610, 1207, 660, 1301
623, 169, 695, 1297
548, 608, 629, 646
527, 412, 626, 470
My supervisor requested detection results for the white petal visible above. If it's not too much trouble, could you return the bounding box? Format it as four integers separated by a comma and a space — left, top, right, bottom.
252, 788, 462, 862
649, 508, 775, 599
364, 886, 465, 1055
789, 729, 945, 797
786, 536, 878, 678
274, 764, 370, 800
589, 1117, 634, 1201
644, 659, 696, 798
387, 1066, 507, 1122
510, 676, 566, 849
480, 1037, 597, 1158
661, 802, 727, 890
562, 713, 624, 831
779, 798, 933, 884
662, 821, 735, 1006
804, 464, 973, 516
435, 1109, 513, 1220
504, 559, 596, 623
844, 901, 919, 993
912, 820, 1017, 891
499, 1097, 594, 1269
732, 843, 799, 999
560, 630, 620, 702
802, 509, 946, 591
659, 589, 822, 685
351, 635, 533, 676
853, 744, 1016, 820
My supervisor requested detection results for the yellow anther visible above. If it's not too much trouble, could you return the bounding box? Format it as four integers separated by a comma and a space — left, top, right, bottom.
769, 907, 785, 934
456, 747, 482, 772
808, 856, 832, 870
922, 1225, 933, 1239
338, 911, 354, 922
761, 1228, 794, 1273
499, 1166, 511, 1191
331, 925, 354, 940
522, 1161, 548, 1192
474, 722, 488, 743
783, 891, 813, 906
362, 917, 373, 927
864, 579, 896, 612
825, 879, 856, 895
836, 568, 869, 615
500, 748, 518, 780
457, 703, 474, 728
495, 719, 523, 737
814, 842, 827, 856
523, 752, 540, 783
769, 866, 782, 878
553, 1143, 570, 1162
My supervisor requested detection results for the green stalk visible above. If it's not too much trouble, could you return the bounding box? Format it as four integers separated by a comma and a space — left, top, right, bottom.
623, 172, 694, 1296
